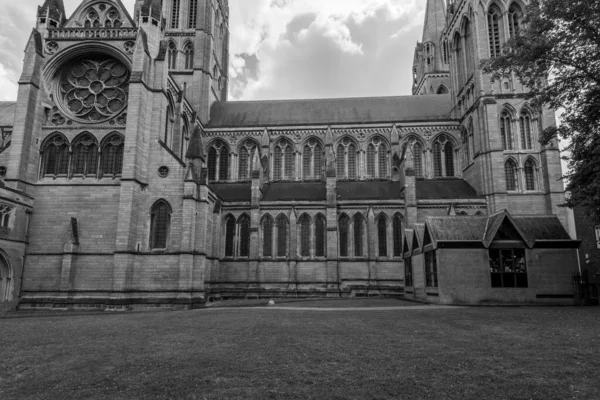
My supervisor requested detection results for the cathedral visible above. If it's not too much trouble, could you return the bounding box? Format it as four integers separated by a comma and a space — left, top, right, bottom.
0, 0, 582, 311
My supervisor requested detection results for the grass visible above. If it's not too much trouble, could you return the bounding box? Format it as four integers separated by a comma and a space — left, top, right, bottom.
1, 302, 599, 399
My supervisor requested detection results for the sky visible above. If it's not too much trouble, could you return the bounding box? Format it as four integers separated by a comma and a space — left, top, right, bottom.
0, 0, 426, 102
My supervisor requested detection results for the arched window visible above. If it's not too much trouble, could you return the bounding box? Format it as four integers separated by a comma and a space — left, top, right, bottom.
262, 215, 273, 257
500, 111, 514, 150
181, 124, 189, 159
336, 138, 357, 179
366, 137, 388, 179
468, 119, 475, 161
188, 0, 198, 29
171, 0, 180, 28
520, 112, 533, 150
393, 215, 402, 257
524, 159, 537, 190
462, 128, 470, 165
377, 215, 387, 257
315, 214, 326, 257
432, 135, 455, 177
238, 140, 258, 181
505, 159, 518, 191
354, 214, 365, 257
302, 139, 323, 180
183, 42, 194, 69
299, 214, 311, 257
276, 214, 288, 257
442, 40, 449, 64
238, 215, 250, 257
339, 214, 349, 257
454, 32, 465, 88
164, 105, 174, 146
436, 85, 448, 94
488, 4, 503, 58
0, 254, 12, 303
224, 215, 235, 257
104, 7, 121, 28
83, 7, 100, 27
413, 142, 423, 178
464, 19, 475, 78
100, 134, 124, 178
72, 134, 98, 177
207, 140, 229, 181
43, 135, 69, 177
273, 139, 294, 180
508, 3, 524, 38
168, 42, 177, 70
150, 200, 171, 249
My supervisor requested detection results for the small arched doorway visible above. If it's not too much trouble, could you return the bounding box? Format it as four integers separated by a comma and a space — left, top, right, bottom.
0, 253, 13, 303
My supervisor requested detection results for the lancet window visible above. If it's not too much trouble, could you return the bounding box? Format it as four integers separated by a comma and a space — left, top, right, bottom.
315, 214, 326, 257
168, 42, 177, 70
302, 139, 323, 180
354, 214, 365, 257
336, 138, 357, 179
505, 159, 518, 191
42, 135, 70, 177
464, 19, 475, 78
104, 7, 121, 28
100, 134, 124, 178
238, 215, 251, 257
377, 215, 387, 257
432, 135, 455, 177
500, 111, 514, 150
238, 140, 258, 181
393, 214, 402, 257
366, 137, 388, 179
508, 3, 524, 38
273, 139, 294, 180
183, 42, 194, 70
150, 200, 171, 250
72, 134, 98, 177
520, 112, 533, 150
413, 142, 424, 178
299, 214, 311, 257
84, 8, 101, 27
224, 215, 236, 257
524, 159, 537, 190
488, 4, 503, 58
262, 215, 274, 257
188, 0, 198, 29
171, 0, 180, 28
339, 214, 350, 257
207, 140, 229, 181
276, 214, 289, 257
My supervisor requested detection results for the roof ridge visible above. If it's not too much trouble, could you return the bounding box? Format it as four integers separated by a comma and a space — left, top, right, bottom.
219, 94, 452, 104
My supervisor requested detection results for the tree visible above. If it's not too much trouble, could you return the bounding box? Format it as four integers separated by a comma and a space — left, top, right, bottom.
480, 0, 600, 223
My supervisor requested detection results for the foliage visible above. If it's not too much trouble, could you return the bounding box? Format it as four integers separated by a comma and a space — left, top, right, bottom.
481, 0, 600, 222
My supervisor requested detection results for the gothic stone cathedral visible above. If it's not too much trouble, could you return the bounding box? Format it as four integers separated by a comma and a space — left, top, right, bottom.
0, 0, 581, 311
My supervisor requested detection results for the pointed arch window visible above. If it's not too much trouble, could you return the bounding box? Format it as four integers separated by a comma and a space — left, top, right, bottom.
444, 142, 455, 177
354, 214, 365, 257
488, 4, 503, 58
366, 137, 388, 179
508, 3, 524, 38
171, 0, 180, 28
464, 19, 475, 78
524, 159, 537, 190
238, 140, 258, 181
413, 142, 424, 178
164, 105, 174, 145
150, 200, 171, 250
224, 215, 236, 257
104, 7, 121, 28
276, 214, 288, 257
168, 42, 177, 70
299, 214, 311, 257
500, 111, 514, 150
42, 135, 70, 177
188, 0, 198, 29
505, 159, 518, 191
302, 139, 323, 180
207, 140, 229, 181
442, 40, 449, 65
432, 135, 455, 177
520, 113, 533, 150
84, 8, 101, 28
462, 128, 470, 166
238, 215, 251, 257
454, 32, 465, 88
72, 134, 98, 177
436, 85, 448, 94
262, 215, 273, 257
377, 215, 387, 257
100, 134, 124, 178
433, 142, 443, 177
339, 214, 350, 257
183, 42, 194, 70
336, 138, 357, 179
468, 119, 475, 161
273, 139, 294, 180
393, 215, 402, 257
315, 214, 326, 258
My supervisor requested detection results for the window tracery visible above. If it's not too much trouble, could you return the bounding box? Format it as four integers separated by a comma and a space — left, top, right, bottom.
520, 112, 533, 150
0, 205, 12, 229
207, 140, 229, 181
508, 3, 524, 38
432, 135, 455, 177
58, 57, 129, 123
100, 134, 124, 178
183, 42, 194, 70
43, 135, 69, 177
104, 7, 121, 28
505, 159, 518, 191
524, 159, 537, 190
72, 133, 99, 177
488, 4, 503, 58
302, 138, 323, 180
238, 140, 258, 181
366, 137, 388, 179
500, 111, 514, 150
273, 139, 294, 181
336, 138, 357, 180
168, 42, 177, 70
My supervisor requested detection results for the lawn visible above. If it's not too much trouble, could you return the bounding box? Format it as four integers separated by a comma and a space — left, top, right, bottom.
1, 302, 599, 400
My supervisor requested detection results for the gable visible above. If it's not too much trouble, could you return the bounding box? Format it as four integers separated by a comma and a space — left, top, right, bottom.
64, 0, 135, 29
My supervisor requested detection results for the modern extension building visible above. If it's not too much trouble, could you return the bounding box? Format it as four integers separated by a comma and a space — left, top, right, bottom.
0, 0, 580, 311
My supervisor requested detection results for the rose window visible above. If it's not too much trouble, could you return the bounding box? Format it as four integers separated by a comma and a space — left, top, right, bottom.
58, 57, 129, 123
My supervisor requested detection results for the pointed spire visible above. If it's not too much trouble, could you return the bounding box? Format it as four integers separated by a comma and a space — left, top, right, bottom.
422, 0, 446, 44
38, 0, 66, 25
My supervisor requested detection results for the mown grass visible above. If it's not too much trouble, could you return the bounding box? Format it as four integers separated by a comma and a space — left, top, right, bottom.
1, 304, 599, 400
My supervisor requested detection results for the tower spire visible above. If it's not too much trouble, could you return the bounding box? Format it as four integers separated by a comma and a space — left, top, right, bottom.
422, 0, 446, 45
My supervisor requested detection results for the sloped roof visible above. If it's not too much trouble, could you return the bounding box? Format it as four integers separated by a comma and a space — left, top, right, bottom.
209, 183, 251, 202
0, 102, 16, 126
416, 178, 483, 200
207, 95, 454, 128
413, 223, 425, 251
512, 215, 572, 242
337, 181, 404, 201
404, 228, 414, 256
141, 0, 162, 20
426, 216, 489, 243
262, 182, 326, 202
185, 126, 205, 160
